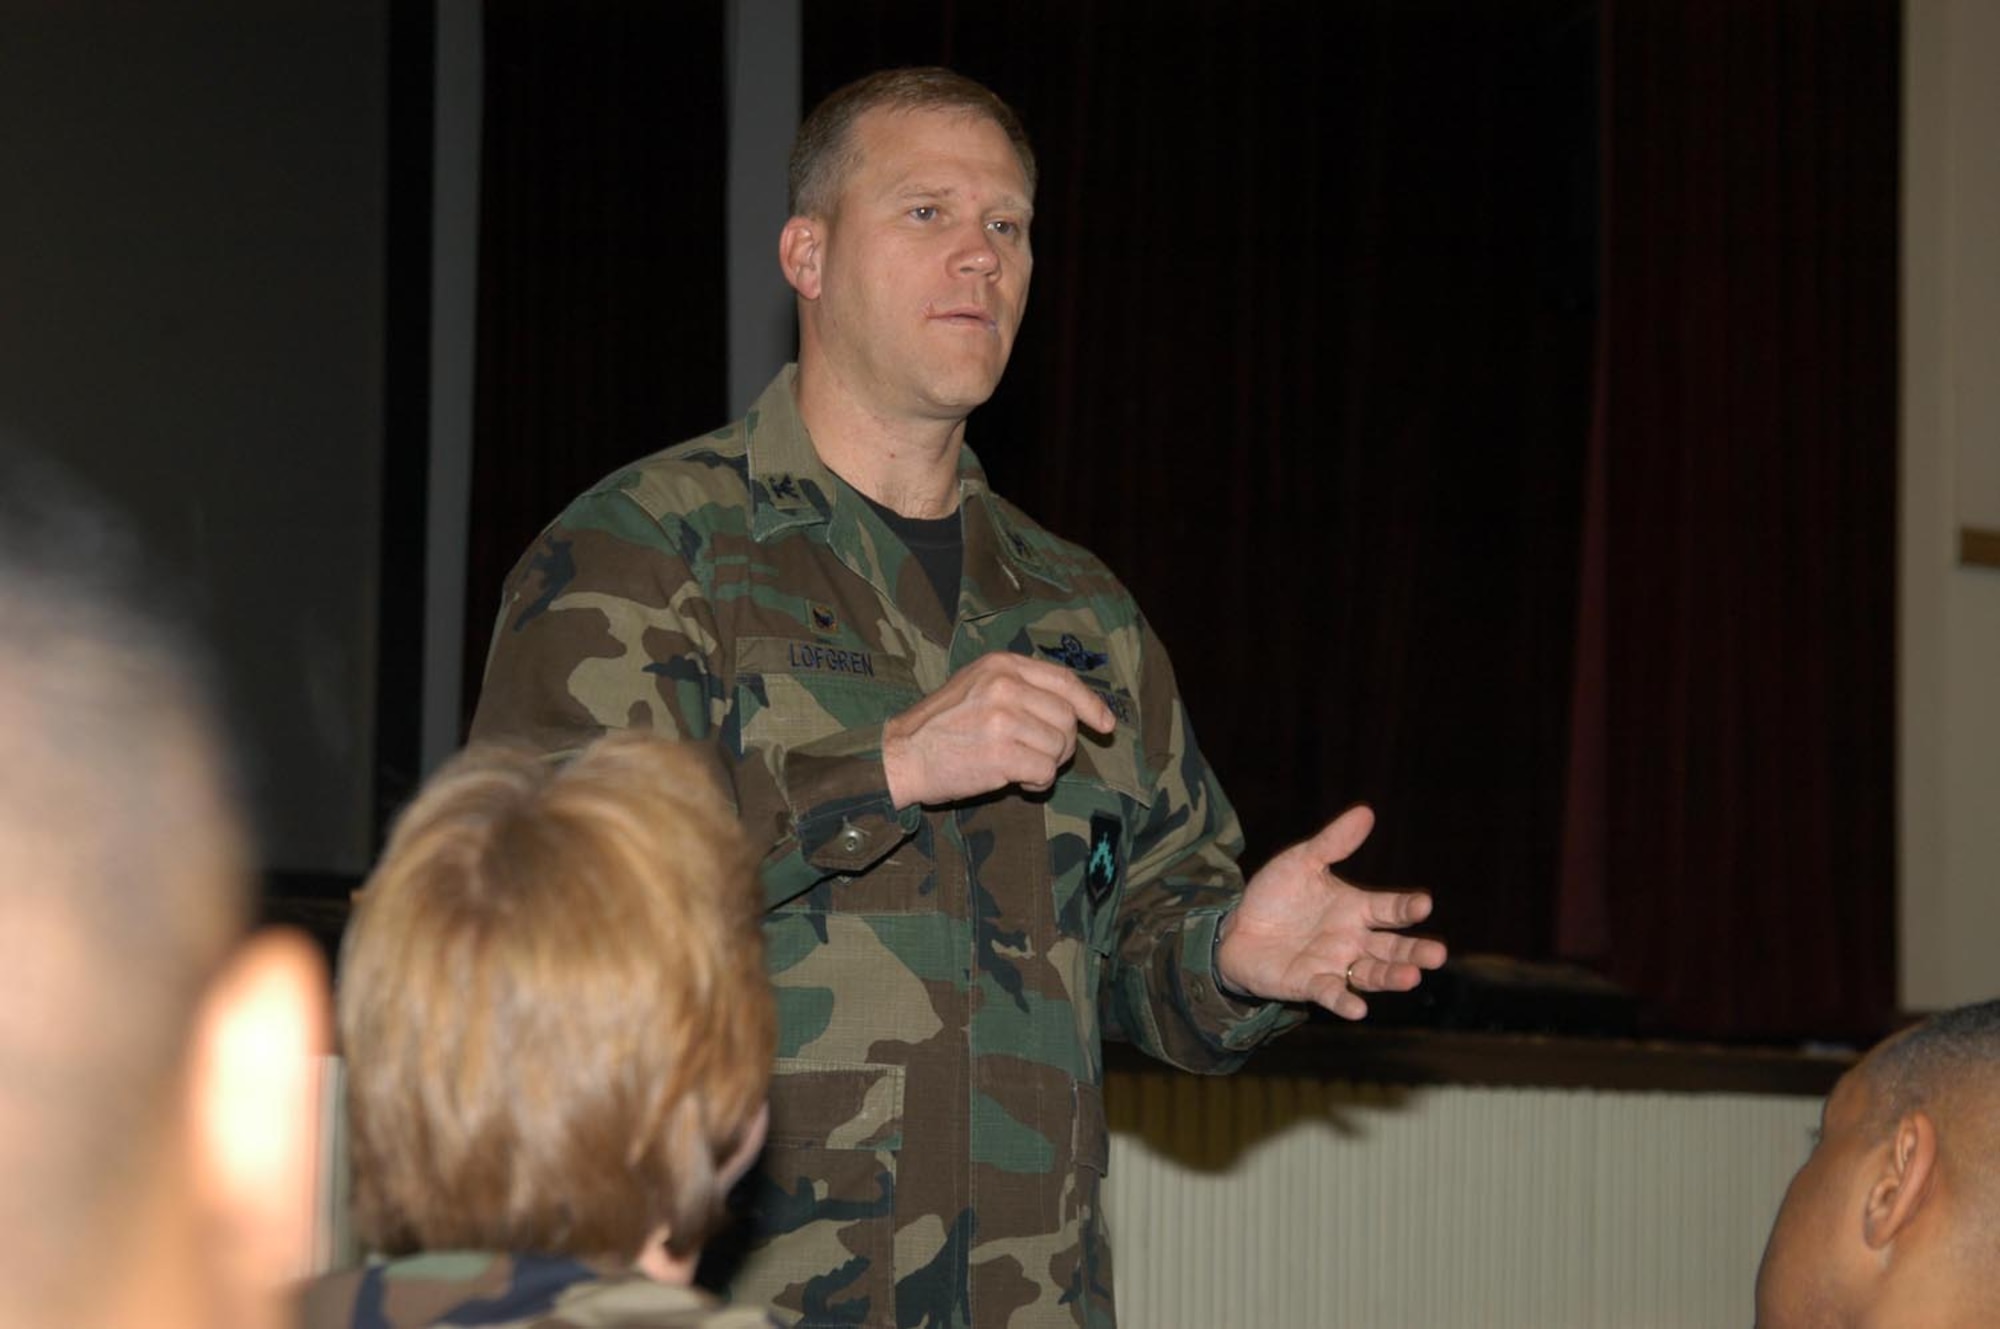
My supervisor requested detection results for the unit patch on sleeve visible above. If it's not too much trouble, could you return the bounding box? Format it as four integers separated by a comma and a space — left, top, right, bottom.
1086, 812, 1122, 907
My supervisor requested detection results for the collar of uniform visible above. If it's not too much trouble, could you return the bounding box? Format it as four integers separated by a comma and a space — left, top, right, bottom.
958, 474, 1073, 617
742, 364, 1068, 598
745, 364, 839, 542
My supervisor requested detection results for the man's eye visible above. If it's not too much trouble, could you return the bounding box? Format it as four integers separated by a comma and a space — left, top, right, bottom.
987, 219, 1020, 238
910, 206, 938, 222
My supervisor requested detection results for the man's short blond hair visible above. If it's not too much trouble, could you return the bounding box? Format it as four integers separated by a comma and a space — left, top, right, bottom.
341, 733, 774, 1260
789, 66, 1037, 219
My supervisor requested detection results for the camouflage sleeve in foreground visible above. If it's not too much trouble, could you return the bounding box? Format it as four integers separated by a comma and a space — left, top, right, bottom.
296, 1252, 791, 1328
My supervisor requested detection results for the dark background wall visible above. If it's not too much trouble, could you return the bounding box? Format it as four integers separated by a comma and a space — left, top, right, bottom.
0, 0, 392, 878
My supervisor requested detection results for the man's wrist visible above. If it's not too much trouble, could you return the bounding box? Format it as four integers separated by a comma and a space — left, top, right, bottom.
880, 724, 914, 809
1211, 909, 1252, 1000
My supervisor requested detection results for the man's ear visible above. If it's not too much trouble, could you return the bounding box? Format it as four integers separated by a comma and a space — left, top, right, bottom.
779, 216, 823, 300
185, 928, 332, 1291
1861, 1111, 1939, 1251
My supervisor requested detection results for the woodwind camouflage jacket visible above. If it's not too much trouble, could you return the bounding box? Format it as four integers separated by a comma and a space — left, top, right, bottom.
297, 1252, 787, 1328
469, 368, 1302, 1327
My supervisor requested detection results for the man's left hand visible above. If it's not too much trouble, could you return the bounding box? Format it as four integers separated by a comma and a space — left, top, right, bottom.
1214, 805, 1446, 1019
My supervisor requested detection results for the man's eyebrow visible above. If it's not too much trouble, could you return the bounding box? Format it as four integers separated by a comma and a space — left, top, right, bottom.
890, 183, 1033, 217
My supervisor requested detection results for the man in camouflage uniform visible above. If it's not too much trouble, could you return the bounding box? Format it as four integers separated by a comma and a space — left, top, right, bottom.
471, 68, 1446, 1328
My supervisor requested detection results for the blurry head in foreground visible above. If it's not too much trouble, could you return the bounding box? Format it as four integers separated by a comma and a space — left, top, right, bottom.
337, 733, 775, 1284
0, 444, 328, 1329
1755, 998, 2000, 1328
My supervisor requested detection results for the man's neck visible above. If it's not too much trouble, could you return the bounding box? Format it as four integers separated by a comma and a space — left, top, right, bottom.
793, 360, 965, 519
1867, 1262, 2000, 1329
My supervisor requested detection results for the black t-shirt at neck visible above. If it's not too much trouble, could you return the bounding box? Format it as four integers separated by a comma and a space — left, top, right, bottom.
854, 487, 963, 624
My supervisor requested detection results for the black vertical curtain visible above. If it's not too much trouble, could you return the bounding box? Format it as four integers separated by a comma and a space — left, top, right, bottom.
460, 0, 1901, 1044
462, 0, 728, 724
1562, 0, 1900, 1040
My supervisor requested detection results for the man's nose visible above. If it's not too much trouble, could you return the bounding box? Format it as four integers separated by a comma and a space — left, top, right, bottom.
954, 226, 1000, 276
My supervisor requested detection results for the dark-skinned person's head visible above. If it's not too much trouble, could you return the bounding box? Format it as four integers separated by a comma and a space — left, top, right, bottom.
0, 443, 329, 1329
1755, 998, 2000, 1329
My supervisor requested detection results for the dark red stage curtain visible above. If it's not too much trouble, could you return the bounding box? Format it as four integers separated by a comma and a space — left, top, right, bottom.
461, 0, 727, 725
802, 2, 1600, 967
1562, 0, 1901, 1040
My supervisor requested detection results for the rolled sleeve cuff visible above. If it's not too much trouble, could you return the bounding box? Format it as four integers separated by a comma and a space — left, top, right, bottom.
1181, 908, 1306, 1054
759, 723, 921, 909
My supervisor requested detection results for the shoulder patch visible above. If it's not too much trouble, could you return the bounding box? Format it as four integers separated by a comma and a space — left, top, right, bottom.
1086, 812, 1121, 906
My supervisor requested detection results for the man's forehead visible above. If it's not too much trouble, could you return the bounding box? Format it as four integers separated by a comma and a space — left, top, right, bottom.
854, 102, 1001, 139
850, 106, 1030, 191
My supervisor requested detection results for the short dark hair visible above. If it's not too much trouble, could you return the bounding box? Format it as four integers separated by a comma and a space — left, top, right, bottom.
1863, 998, 2000, 1129
788, 66, 1037, 218
0, 443, 248, 1318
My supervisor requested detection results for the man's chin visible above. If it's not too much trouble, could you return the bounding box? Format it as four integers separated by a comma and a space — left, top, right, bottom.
918, 367, 1007, 416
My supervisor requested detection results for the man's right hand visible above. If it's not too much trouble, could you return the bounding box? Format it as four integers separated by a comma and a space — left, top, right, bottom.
882, 652, 1117, 808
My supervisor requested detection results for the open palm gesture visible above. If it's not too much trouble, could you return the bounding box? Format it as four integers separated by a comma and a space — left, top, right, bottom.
1215, 805, 1447, 1019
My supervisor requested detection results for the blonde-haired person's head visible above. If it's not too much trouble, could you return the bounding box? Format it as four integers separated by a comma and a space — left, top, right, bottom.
339, 732, 773, 1268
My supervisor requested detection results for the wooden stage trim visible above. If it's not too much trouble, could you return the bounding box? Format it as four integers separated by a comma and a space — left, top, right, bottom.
1107, 1021, 1852, 1097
